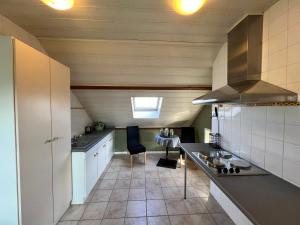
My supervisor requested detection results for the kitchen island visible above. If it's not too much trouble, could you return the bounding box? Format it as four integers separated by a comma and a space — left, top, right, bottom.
180, 143, 300, 225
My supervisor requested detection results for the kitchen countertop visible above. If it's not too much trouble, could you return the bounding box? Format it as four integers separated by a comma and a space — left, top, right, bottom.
72, 129, 114, 152
180, 143, 300, 225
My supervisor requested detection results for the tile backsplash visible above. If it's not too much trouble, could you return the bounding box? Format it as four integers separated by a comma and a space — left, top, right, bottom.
262, 0, 300, 97
212, 105, 300, 187
209, 0, 300, 188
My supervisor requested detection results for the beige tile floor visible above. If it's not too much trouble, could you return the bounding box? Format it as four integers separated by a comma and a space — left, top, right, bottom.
59, 153, 235, 225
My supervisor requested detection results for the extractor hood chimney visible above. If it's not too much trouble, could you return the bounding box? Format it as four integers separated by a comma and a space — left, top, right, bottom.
193, 15, 298, 105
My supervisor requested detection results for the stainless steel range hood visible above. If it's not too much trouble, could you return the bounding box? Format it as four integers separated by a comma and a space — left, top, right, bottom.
193, 15, 298, 105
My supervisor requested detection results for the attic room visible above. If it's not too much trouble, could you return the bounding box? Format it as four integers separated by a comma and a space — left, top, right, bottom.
2, 0, 300, 225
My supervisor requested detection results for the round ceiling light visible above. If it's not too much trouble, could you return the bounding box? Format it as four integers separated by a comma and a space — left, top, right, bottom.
41, 0, 74, 10
171, 0, 206, 15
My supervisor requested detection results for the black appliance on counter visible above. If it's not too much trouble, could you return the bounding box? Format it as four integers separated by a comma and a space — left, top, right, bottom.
85, 125, 93, 134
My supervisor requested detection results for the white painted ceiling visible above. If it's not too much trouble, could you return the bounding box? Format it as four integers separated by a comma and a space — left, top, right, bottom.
0, 0, 277, 127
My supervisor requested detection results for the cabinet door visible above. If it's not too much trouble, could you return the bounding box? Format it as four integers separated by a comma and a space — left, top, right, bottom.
104, 142, 109, 166
108, 135, 114, 161
86, 147, 98, 196
50, 59, 71, 223
14, 40, 53, 225
97, 143, 106, 178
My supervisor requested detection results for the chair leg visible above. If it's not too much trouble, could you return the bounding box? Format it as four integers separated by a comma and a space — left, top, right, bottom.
144, 152, 147, 164
130, 155, 133, 168
180, 154, 183, 168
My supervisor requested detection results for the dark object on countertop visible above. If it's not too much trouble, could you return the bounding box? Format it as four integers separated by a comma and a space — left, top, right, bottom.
85, 125, 93, 134
126, 126, 146, 167
179, 127, 195, 167
209, 132, 221, 149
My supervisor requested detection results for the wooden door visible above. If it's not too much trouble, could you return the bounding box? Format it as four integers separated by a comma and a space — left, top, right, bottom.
14, 40, 53, 225
50, 59, 71, 224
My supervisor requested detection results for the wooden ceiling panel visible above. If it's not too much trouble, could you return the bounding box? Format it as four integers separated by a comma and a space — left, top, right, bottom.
0, 0, 277, 41
73, 89, 206, 128
0, 0, 277, 127
39, 38, 219, 85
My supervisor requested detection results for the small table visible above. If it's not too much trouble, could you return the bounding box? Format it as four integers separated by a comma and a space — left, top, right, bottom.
154, 134, 180, 169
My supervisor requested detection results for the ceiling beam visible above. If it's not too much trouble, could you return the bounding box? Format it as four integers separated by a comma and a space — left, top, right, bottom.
70, 84, 212, 91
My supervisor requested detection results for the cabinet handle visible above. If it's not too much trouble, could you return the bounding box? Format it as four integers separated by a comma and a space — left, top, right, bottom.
52, 136, 63, 142
44, 139, 52, 144
52, 137, 58, 142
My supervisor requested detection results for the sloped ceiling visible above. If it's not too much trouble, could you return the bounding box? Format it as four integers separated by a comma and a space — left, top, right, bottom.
73, 89, 208, 128
0, 0, 277, 127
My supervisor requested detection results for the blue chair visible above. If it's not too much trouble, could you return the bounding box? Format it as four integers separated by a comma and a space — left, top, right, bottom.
179, 127, 195, 167
126, 126, 146, 167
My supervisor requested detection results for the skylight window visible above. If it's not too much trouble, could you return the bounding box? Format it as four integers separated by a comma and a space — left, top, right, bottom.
131, 97, 163, 119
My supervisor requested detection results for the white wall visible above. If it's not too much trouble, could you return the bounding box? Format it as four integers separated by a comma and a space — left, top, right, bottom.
212, 0, 300, 188
0, 14, 45, 53
71, 92, 92, 137
212, 42, 227, 90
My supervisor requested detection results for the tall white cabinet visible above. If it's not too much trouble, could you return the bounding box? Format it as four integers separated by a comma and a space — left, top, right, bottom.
0, 37, 71, 225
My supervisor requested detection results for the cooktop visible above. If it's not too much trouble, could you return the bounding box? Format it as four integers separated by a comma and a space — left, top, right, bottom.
192, 148, 269, 176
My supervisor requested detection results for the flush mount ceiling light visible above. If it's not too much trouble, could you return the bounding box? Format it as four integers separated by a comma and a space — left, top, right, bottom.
171, 0, 206, 15
41, 0, 74, 10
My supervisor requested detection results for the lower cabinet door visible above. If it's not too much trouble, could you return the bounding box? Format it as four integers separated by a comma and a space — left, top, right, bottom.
97, 143, 106, 178
108, 137, 114, 161
86, 147, 98, 196
97, 147, 103, 178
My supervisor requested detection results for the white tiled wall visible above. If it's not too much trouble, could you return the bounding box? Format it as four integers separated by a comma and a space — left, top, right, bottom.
212, 105, 300, 187
263, 0, 300, 96
210, 0, 300, 187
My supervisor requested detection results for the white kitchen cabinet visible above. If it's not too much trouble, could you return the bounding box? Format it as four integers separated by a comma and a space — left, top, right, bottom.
72, 131, 114, 204
108, 134, 114, 161
98, 142, 107, 178
86, 145, 99, 195
0, 37, 71, 225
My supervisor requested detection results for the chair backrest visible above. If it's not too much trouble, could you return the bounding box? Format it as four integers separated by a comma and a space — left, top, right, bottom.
181, 127, 195, 143
126, 126, 140, 146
